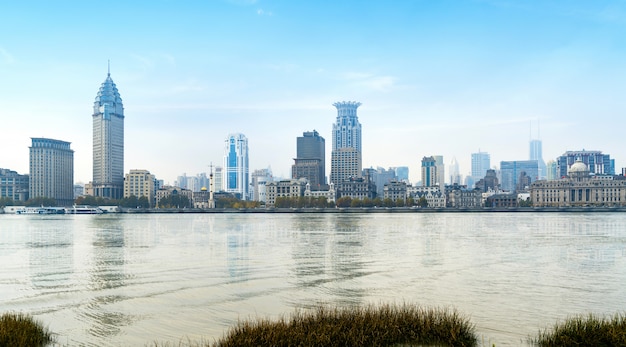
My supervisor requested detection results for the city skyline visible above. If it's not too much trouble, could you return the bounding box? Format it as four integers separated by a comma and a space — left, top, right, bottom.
2, 1, 626, 185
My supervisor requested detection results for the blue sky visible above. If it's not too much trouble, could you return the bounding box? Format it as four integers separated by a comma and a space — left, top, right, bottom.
2, 0, 626, 184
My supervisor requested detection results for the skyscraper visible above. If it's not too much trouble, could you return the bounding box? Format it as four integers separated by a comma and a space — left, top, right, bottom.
330, 101, 362, 185
448, 157, 461, 185
500, 160, 539, 192
556, 150, 614, 178
29, 138, 74, 206
421, 156, 437, 187
292, 130, 325, 187
223, 133, 249, 200
92, 69, 124, 199
433, 155, 445, 187
471, 151, 490, 179
529, 139, 547, 179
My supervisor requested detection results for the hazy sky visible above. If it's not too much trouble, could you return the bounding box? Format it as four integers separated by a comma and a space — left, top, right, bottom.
2, 0, 626, 185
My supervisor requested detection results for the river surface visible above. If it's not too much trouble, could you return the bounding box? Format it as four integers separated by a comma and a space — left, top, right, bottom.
0, 212, 625, 346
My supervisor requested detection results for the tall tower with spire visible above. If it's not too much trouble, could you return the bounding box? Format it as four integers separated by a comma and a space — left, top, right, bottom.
91, 65, 124, 199
330, 101, 362, 185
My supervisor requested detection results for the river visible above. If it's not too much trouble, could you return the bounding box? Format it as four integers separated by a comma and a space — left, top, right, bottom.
0, 212, 624, 346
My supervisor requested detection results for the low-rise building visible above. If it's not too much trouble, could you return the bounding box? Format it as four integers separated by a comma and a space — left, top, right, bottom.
124, 169, 156, 206
336, 176, 376, 200
304, 182, 336, 203
265, 179, 308, 207
383, 180, 407, 202
414, 190, 446, 208
446, 185, 481, 208
156, 186, 193, 208
531, 159, 626, 207
0, 168, 29, 202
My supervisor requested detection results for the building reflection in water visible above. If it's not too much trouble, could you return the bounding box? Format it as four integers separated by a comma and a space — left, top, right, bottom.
28, 216, 74, 289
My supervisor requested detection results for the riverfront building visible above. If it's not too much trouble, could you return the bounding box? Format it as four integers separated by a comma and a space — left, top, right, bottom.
91, 70, 125, 199
292, 130, 325, 187
531, 159, 626, 207
123, 169, 156, 206
223, 133, 249, 200
330, 101, 362, 185
29, 138, 74, 206
265, 179, 307, 206
0, 168, 29, 202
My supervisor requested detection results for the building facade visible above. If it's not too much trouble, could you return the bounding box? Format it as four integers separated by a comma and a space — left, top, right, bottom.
0, 168, 29, 202
556, 150, 614, 178
265, 179, 307, 207
251, 167, 272, 202
29, 138, 74, 206
529, 139, 547, 179
123, 169, 156, 206
223, 133, 249, 200
531, 160, 626, 207
292, 130, 325, 186
330, 101, 362, 184
471, 151, 490, 180
448, 157, 461, 185
92, 71, 124, 199
383, 180, 407, 202
336, 176, 376, 200
500, 160, 539, 192
421, 156, 437, 187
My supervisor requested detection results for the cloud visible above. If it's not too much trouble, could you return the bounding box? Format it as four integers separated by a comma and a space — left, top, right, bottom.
257, 8, 273, 16
0, 47, 15, 64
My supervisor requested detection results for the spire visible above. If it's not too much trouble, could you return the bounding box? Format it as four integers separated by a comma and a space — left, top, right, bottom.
107, 59, 110, 77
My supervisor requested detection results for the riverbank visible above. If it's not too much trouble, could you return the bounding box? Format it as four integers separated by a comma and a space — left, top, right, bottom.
121, 206, 626, 213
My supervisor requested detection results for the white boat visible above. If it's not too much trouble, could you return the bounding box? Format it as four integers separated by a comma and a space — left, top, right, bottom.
67, 205, 105, 214
15, 207, 66, 215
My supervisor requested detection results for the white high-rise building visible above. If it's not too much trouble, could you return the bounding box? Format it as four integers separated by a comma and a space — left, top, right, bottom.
223, 133, 249, 200
330, 101, 362, 185
433, 155, 445, 187
92, 69, 124, 199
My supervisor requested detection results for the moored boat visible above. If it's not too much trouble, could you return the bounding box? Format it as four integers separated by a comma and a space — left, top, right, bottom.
67, 205, 105, 214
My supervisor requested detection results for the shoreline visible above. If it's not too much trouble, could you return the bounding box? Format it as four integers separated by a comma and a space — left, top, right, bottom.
120, 206, 626, 213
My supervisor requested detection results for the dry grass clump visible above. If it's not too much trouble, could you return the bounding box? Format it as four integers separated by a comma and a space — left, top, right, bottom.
533, 313, 626, 346
214, 303, 477, 347
0, 312, 52, 347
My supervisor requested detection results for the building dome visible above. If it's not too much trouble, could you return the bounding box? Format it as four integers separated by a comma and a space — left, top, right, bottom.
568, 159, 588, 173
201, 186, 207, 191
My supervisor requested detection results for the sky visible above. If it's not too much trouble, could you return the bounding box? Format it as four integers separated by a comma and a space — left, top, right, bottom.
2, 0, 626, 185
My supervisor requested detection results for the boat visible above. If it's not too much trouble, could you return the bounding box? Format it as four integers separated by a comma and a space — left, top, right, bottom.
15, 207, 66, 215
67, 205, 105, 214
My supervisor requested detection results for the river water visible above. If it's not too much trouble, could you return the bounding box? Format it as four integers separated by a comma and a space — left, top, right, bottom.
0, 212, 624, 346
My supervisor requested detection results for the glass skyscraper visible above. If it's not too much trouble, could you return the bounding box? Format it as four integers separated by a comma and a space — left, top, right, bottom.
330, 101, 362, 185
529, 139, 547, 179
92, 70, 124, 199
223, 133, 249, 200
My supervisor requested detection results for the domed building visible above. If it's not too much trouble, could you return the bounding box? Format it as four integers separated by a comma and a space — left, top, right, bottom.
531, 159, 626, 207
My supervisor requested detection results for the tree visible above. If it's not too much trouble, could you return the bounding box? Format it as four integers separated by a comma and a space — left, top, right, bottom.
350, 198, 363, 207
137, 196, 151, 208
417, 196, 429, 208
159, 194, 190, 208
406, 197, 415, 207
336, 196, 352, 208
395, 198, 405, 207
0, 197, 15, 207
372, 197, 383, 207
383, 198, 394, 208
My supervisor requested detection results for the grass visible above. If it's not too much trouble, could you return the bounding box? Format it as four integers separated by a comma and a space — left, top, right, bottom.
532, 313, 626, 346
213, 303, 477, 347
0, 312, 52, 347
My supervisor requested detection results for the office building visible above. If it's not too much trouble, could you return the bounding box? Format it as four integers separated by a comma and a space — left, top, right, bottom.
292, 130, 325, 186
92, 69, 124, 199
223, 133, 249, 200
471, 151, 490, 179
29, 138, 74, 206
251, 167, 272, 202
394, 166, 409, 183
330, 101, 362, 184
546, 160, 557, 180
449, 157, 461, 185
421, 156, 437, 187
500, 160, 539, 192
529, 139, 547, 179
0, 168, 29, 202
556, 150, 614, 178
124, 169, 156, 206
433, 155, 445, 187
